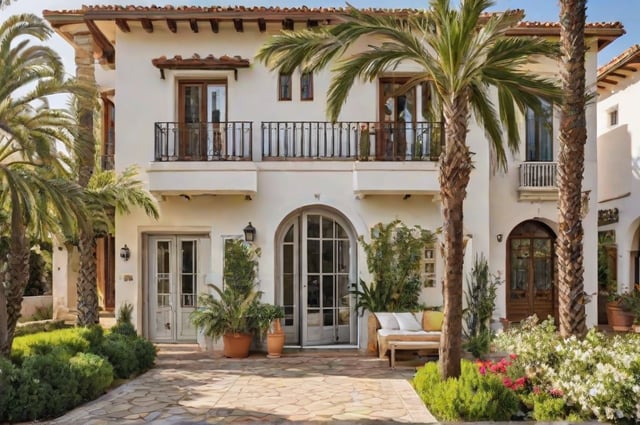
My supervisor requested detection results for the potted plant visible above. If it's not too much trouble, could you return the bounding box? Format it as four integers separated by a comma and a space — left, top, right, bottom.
620, 284, 640, 333
606, 282, 635, 332
257, 303, 286, 358
350, 221, 435, 353
190, 239, 263, 358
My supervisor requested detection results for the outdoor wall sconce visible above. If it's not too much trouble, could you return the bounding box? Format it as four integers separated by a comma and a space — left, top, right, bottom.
496, 234, 503, 243
120, 244, 131, 261
243, 222, 256, 242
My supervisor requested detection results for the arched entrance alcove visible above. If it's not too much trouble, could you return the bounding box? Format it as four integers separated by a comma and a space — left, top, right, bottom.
506, 220, 557, 322
274, 205, 357, 347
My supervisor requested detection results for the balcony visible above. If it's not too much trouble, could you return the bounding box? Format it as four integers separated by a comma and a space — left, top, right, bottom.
154, 122, 253, 161
150, 122, 256, 196
518, 161, 558, 201
261, 121, 443, 161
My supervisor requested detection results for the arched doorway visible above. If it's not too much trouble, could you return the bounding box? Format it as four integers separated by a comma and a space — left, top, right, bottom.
276, 208, 357, 346
506, 220, 557, 322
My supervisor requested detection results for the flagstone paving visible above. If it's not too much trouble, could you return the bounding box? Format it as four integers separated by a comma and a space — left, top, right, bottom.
42, 344, 437, 424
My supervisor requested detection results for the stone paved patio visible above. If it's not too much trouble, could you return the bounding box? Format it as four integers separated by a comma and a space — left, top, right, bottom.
42, 344, 437, 424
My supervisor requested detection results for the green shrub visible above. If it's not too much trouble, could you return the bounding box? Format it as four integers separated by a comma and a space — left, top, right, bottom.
99, 333, 139, 379
18, 350, 80, 418
79, 325, 105, 353
413, 360, 519, 421
69, 352, 113, 400
132, 337, 157, 372
522, 392, 567, 421
0, 356, 17, 420
110, 321, 136, 337
11, 327, 90, 363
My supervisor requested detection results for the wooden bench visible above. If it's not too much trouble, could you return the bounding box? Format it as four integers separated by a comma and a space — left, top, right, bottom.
389, 340, 439, 368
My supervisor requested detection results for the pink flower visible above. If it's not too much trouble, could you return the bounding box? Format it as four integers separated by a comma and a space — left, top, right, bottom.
509, 353, 517, 360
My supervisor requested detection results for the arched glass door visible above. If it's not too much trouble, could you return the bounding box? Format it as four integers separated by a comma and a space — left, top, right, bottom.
279, 211, 356, 346
507, 221, 556, 322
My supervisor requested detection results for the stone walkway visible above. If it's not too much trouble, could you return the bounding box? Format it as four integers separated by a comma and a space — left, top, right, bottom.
43, 344, 436, 424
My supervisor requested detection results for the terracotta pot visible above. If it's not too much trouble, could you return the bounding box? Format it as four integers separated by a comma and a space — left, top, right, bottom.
222, 333, 253, 358
367, 313, 379, 355
606, 302, 634, 332
266, 318, 286, 358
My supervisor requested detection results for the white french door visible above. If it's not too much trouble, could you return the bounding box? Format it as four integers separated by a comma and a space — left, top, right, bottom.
279, 212, 356, 346
148, 235, 210, 342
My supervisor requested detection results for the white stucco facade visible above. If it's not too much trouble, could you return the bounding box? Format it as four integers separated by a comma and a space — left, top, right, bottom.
597, 46, 640, 294
45, 6, 617, 350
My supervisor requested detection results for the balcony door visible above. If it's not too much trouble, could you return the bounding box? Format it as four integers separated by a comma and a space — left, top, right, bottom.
506, 221, 557, 323
278, 211, 356, 346
179, 80, 226, 160
147, 235, 210, 342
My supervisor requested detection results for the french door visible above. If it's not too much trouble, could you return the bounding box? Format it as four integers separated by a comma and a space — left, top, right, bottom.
179, 80, 226, 160
148, 235, 210, 342
279, 212, 356, 346
507, 221, 556, 322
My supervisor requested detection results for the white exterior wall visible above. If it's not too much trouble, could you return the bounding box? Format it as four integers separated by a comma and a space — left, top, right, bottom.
597, 57, 640, 293
80, 19, 603, 346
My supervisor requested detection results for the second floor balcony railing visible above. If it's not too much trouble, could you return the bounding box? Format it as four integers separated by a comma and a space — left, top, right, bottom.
153, 121, 443, 162
519, 161, 557, 188
154, 122, 253, 161
262, 121, 443, 161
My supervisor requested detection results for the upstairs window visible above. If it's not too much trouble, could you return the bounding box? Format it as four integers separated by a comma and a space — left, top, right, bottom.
609, 108, 618, 126
279, 73, 292, 101
300, 72, 313, 101
525, 98, 553, 162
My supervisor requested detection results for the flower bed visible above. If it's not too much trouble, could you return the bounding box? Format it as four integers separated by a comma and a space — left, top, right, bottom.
414, 316, 640, 422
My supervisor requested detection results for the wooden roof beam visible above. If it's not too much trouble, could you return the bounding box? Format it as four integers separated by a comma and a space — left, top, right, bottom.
85, 19, 115, 63
115, 18, 130, 32
609, 72, 628, 79
282, 19, 294, 30
621, 65, 639, 72
307, 19, 318, 28
209, 19, 219, 33
166, 19, 177, 33
141, 18, 153, 33
233, 18, 243, 32
189, 19, 199, 33
258, 18, 266, 32
601, 78, 618, 85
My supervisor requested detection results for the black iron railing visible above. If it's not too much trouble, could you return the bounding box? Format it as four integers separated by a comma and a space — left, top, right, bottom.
261, 121, 443, 161
154, 122, 253, 161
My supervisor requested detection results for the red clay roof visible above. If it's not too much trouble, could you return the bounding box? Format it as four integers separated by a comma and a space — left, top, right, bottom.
151, 54, 250, 69
598, 44, 640, 79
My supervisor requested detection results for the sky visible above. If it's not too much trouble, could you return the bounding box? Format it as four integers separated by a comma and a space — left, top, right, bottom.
1, 0, 638, 76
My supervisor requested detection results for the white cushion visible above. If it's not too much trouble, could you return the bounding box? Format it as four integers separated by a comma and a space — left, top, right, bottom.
377, 329, 431, 337
374, 312, 399, 329
393, 312, 423, 331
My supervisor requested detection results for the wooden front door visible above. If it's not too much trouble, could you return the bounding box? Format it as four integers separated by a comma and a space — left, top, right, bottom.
506, 220, 557, 323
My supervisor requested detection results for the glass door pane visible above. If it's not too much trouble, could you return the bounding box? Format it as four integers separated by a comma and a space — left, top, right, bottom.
151, 239, 174, 341
177, 239, 197, 340
180, 84, 204, 159
206, 84, 226, 158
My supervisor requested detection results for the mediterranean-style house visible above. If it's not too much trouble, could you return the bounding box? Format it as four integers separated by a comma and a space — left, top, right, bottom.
597, 45, 640, 303
43, 5, 622, 349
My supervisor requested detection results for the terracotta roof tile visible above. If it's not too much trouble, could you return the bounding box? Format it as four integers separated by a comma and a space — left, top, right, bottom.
598, 44, 640, 79
151, 54, 250, 69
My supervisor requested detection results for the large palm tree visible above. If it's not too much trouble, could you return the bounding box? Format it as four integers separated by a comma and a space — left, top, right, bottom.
557, 0, 588, 338
0, 14, 87, 356
257, 0, 561, 378
75, 164, 159, 326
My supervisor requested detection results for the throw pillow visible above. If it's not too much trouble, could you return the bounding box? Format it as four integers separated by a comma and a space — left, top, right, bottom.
423, 310, 444, 331
374, 312, 399, 329
393, 312, 422, 331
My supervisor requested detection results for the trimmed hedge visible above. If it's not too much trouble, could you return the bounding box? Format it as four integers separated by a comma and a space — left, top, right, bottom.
1, 326, 156, 422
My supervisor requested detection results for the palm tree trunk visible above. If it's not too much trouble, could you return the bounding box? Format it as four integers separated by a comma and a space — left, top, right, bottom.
77, 230, 99, 325
0, 268, 9, 356
557, 0, 587, 338
439, 95, 472, 379
0, 192, 30, 356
